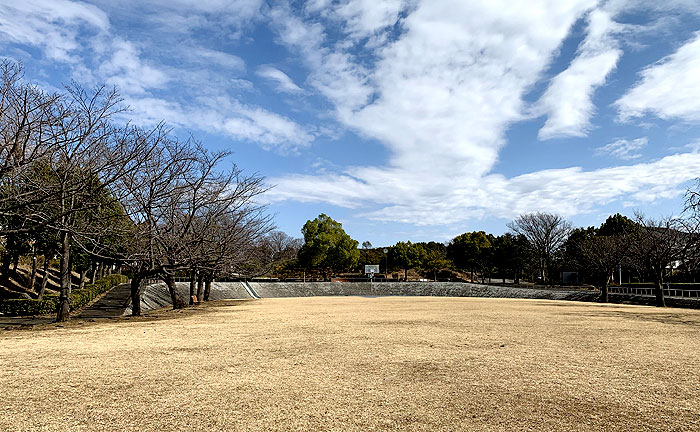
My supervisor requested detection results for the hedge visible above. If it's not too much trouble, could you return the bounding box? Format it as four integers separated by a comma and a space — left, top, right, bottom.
0, 274, 128, 317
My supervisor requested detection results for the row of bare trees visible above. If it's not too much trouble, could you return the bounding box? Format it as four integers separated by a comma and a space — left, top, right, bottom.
510, 210, 700, 307
0, 60, 282, 321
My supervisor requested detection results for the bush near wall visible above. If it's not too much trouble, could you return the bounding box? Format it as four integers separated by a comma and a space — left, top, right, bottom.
0, 274, 128, 317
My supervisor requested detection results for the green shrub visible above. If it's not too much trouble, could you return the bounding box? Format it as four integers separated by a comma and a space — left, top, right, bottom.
0, 274, 128, 317
0, 298, 58, 316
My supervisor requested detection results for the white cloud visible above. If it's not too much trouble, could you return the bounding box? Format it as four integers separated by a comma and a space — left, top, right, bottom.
188, 47, 245, 71
269, 152, 700, 225
595, 137, 647, 160
266, 1, 700, 226
305, 0, 332, 14
268, 4, 372, 115
0, 0, 108, 62
125, 96, 314, 153
268, 0, 601, 213
616, 32, 700, 121
0, 0, 315, 153
537, 9, 623, 140
99, 39, 170, 95
270, 0, 598, 174
334, 0, 409, 39
256, 66, 303, 93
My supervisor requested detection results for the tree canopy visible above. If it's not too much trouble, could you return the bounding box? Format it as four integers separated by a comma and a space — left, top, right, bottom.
297, 214, 359, 278
447, 231, 492, 280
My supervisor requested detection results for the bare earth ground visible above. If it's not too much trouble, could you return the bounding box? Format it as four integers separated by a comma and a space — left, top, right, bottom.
1, 297, 699, 431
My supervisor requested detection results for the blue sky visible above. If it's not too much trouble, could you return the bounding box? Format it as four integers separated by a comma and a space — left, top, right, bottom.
3, 1, 700, 246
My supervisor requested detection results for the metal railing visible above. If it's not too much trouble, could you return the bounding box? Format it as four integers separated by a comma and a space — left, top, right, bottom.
608, 285, 700, 298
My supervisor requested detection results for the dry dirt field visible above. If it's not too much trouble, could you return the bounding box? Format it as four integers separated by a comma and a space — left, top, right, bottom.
1, 297, 699, 431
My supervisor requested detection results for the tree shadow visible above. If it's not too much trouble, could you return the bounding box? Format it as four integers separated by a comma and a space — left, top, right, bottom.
533, 301, 700, 326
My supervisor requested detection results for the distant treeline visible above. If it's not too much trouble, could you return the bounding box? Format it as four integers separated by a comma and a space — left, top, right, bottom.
277, 209, 700, 308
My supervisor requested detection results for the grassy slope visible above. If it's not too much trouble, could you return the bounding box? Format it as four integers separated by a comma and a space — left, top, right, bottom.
0, 263, 86, 299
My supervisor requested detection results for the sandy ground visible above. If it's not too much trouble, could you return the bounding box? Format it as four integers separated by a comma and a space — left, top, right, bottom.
1, 297, 699, 431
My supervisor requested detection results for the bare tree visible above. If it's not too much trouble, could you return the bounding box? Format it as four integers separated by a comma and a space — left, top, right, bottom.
508, 212, 572, 285
265, 231, 302, 265
119, 134, 272, 314
0, 77, 150, 321
0, 60, 64, 191
575, 234, 625, 302
197, 210, 274, 301
627, 213, 690, 307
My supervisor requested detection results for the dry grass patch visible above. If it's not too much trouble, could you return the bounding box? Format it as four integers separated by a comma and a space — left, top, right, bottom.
1, 297, 699, 431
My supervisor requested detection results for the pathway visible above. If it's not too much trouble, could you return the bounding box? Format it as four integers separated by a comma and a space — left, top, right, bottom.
74, 282, 132, 319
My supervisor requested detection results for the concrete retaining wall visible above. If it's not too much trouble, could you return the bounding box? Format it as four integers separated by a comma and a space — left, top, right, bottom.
249, 281, 598, 301
124, 282, 252, 315
122, 281, 700, 314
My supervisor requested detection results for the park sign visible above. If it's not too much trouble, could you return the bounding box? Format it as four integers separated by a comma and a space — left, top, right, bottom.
365, 265, 380, 275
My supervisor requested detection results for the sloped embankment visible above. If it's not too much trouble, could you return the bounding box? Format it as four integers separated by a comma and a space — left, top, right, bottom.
127, 281, 596, 314
124, 282, 252, 314
249, 281, 598, 301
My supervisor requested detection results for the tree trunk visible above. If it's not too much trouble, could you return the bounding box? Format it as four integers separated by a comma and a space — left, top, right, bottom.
189, 269, 197, 305
163, 273, 187, 309
90, 260, 97, 284
38, 258, 50, 299
131, 275, 143, 316
29, 250, 38, 293
56, 230, 72, 322
11, 253, 19, 273
78, 269, 87, 289
1, 251, 11, 279
599, 276, 609, 303
404, 268, 408, 281
196, 272, 204, 304
203, 277, 212, 301
653, 271, 666, 307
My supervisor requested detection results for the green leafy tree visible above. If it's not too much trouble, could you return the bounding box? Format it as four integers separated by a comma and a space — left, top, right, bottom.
415, 242, 449, 280
598, 213, 636, 237
447, 231, 492, 282
297, 214, 360, 280
390, 241, 426, 281
491, 233, 528, 283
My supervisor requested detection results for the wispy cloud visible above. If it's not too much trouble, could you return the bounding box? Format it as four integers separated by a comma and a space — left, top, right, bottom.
0, 0, 314, 153
267, 3, 373, 116
267, 1, 700, 225
0, 0, 108, 63
333, 0, 409, 40
99, 39, 170, 95
269, 152, 700, 224
536, 9, 623, 140
256, 66, 303, 93
616, 31, 700, 122
595, 137, 647, 160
